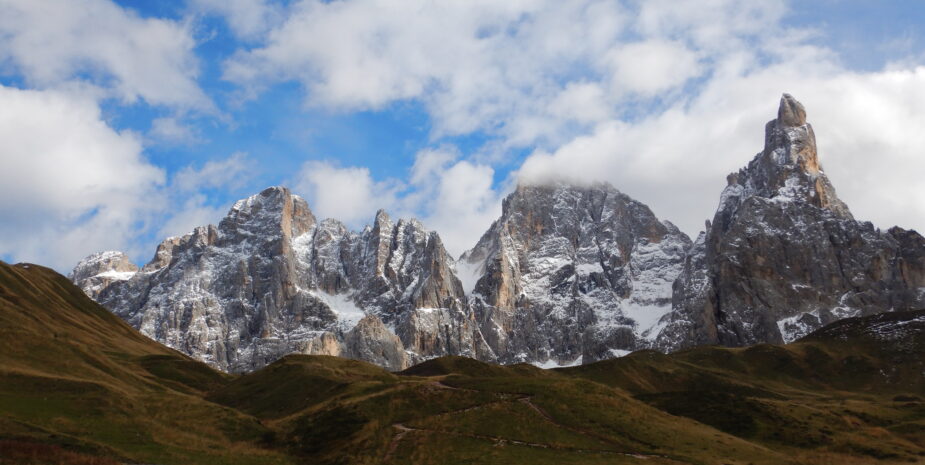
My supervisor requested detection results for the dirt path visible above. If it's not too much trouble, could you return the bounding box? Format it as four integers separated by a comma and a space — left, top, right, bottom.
384, 423, 414, 461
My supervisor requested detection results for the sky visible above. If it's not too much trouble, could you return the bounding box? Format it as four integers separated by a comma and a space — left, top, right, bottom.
1, 0, 925, 272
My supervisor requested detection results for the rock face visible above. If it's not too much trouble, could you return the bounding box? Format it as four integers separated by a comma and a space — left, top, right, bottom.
72, 94, 925, 372
343, 314, 409, 371
69, 251, 138, 300
459, 183, 691, 365
659, 94, 925, 349
72, 187, 475, 372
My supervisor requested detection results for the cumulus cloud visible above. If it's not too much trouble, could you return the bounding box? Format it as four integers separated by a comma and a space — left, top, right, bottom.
5, 0, 925, 272
0, 0, 211, 110
0, 84, 254, 271
225, 0, 631, 147
402, 147, 507, 256
236, 0, 925, 249
0, 85, 165, 270
292, 161, 401, 226
519, 62, 925, 237
604, 40, 702, 96
149, 117, 203, 145
173, 151, 255, 192
156, 194, 228, 241
189, 0, 283, 40
155, 152, 259, 239
419, 159, 506, 256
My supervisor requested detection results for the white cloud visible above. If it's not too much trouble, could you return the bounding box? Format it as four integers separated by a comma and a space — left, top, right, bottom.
0, 85, 256, 271
5, 0, 924, 273
547, 82, 611, 125
222, 0, 800, 151
0, 0, 211, 110
225, 0, 631, 147
173, 152, 254, 192
149, 116, 203, 145
634, 0, 789, 52
605, 40, 702, 96
403, 147, 507, 256
235, 0, 925, 250
292, 161, 401, 226
155, 151, 258, 239
519, 61, 925, 238
420, 160, 506, 257
189, 0, 283, 40
0, 85, 165, 270
409, 147, 458, 186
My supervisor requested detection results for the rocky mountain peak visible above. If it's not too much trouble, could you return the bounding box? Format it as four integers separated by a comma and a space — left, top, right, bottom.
716, 93, 852, 227
661, 94, 925, 351
71, 186, 477, 372
221, 186, 316, 240
462, 179, 691, 365
70, 251, 139, 300
69, 250, 137, 283
777, 92, 806, 127
374, 208, 391, 226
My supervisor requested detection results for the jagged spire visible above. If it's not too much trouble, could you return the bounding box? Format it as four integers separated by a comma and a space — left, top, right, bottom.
777, 93, 806, 127
716, 93, 853, 220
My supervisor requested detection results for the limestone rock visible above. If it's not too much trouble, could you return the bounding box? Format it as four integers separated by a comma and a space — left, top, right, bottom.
343, 314, 409, 371
660, 94, 925, 349
459, 182, 691, 365
71, 94, 925, 372
72, 186, 470, 372
69, 251, 138, 300
777, 93, 806, 127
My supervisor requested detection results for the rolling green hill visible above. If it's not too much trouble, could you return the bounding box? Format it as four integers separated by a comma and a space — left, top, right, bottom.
1, 261, 923, 464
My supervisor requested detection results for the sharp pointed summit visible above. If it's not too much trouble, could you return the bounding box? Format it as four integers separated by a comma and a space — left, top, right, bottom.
777, 93, 806, 127
717, 93, 851, 229
661, 94, 925, 349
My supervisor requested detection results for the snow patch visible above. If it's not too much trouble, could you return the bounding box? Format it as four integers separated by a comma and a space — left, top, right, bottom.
95, 270, 137, 281
455, 258, 484, 295
777, 311, 820, 343
314, 290, 366, 330
575, 262, 603, 275
531, 355, 583, 369
609, 349, 631, 358
621, 301, 672, 340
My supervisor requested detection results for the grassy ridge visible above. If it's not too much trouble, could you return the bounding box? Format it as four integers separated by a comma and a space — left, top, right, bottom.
1, 261, 924, 464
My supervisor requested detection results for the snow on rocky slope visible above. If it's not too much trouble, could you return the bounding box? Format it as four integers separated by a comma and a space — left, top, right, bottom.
657, 94, 925, 350
73, 187, 480, 372
458, 182, 691, 366
73, 94, 925, 372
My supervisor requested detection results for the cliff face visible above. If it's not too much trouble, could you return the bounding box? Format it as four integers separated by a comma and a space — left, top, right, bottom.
659, 94, 925, 350
459, 183, 691, 365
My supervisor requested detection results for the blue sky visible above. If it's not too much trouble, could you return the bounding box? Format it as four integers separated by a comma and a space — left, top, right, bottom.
2, 0, 925, 271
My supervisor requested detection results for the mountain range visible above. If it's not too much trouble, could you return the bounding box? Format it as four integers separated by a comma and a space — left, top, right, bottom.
71, 94, 925, 373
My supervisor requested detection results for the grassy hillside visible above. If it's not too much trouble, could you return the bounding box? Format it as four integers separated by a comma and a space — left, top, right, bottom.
0, 262, 289, 465
562, 311, 925, 463
1, 261, 924, 464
